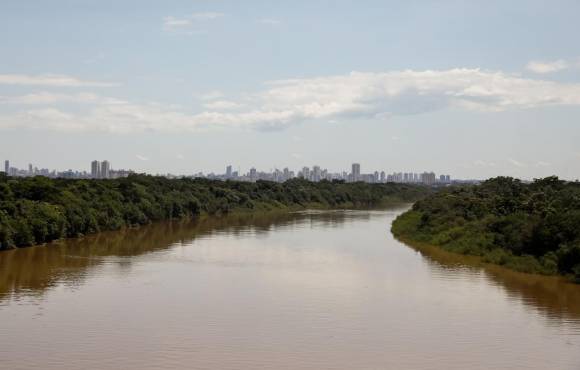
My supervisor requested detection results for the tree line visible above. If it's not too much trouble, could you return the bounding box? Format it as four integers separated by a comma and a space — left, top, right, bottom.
392, 176, 580, 282
0, 173, 430, 250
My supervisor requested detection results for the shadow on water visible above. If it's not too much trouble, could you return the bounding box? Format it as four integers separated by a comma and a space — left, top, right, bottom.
0, 210, 371, 303
397, 236, 580, 322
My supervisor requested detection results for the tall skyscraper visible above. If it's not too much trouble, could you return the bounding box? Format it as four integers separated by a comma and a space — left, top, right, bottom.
4, 160, 8, 175
351, 163, 361, 182
312, 165, 321, 182
421, 172, 436, 185
101, 160, 110, 179
91, 160, 101, 179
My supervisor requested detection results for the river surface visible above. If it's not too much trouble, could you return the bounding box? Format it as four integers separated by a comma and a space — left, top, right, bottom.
1, 207, 580, 370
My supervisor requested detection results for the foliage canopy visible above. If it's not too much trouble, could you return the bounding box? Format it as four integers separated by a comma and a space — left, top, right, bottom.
392, 176, 580, 281
0, 173, 429, 250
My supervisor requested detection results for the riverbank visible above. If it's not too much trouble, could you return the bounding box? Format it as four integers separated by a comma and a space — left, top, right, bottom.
393, 232, 580, 294
0, 174, 431, 250
391, 177, 580, 283
392, 210, 580, 283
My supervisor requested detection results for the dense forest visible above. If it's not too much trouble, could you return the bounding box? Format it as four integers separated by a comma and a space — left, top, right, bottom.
0, 173, 430, 250
392, 177, 580, 282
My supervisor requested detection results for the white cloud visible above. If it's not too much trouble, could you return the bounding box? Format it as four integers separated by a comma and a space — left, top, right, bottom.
4, 68, 580, 133
203, 100, 245, 110
2, 108, 81, 131
252, 68, 580, 120
191, 12, 225, 20
258, 18, 281, 25
163, 16, 192, 29
0, 74, 118, 87
199, 90, 225, 100
163, 12, 224, 34
526, 59, 569, 74
162, 17, 206, 35
0, 92, 125, 105
508, 158, 526, 167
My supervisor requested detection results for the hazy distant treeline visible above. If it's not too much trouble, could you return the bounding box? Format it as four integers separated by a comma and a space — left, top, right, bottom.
392, 177, 580, 281
0, 173, 430, 250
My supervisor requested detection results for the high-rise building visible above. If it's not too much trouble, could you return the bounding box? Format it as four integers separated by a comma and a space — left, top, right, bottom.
351, 163, 361, 182
302, 166, 310, 180
91, 160, 101, 179
4, 160, 8, 175
101, 160, 110, 179
421, 172, 436, 185
312, 165, 321, 182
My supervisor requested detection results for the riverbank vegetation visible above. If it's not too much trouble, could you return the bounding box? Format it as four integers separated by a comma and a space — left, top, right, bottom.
0, 173, 430, 250
392, 176, 580, 282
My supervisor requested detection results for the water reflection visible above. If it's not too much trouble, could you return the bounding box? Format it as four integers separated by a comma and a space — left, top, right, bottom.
401, 238, 580, 322
0, 210, 373, 303
2, 209, 580, 321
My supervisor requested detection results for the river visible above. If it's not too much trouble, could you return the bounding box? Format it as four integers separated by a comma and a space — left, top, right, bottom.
1, 207, 580, 370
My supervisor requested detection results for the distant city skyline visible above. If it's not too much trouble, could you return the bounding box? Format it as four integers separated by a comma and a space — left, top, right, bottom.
2, 159, 133, 179
2, 157, 459, 184
3, 156, 577, 184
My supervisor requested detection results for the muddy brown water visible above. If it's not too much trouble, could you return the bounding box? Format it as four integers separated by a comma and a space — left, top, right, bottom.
1, 207, 579, 370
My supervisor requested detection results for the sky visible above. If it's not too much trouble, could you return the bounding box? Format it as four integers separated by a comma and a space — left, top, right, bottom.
1, 0, 580, 179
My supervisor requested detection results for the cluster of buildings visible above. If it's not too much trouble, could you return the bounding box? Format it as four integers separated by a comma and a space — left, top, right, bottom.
90, 160, 132, 179
2, 159, 91, 179
88, 160, 133, 179
202, 163, 452, 185
1, 160, 133, 179
385, 172, 451, 185
2, 158, 454, 186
